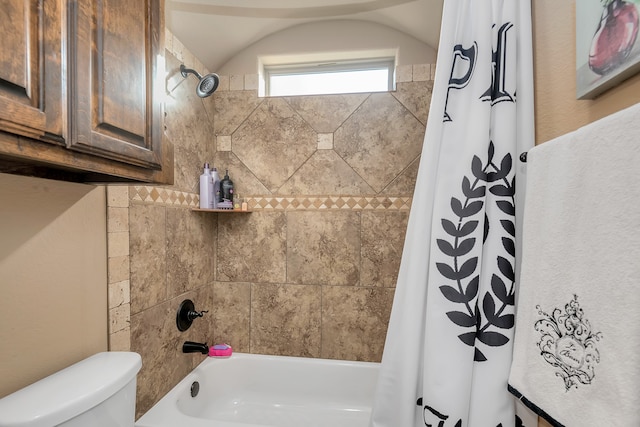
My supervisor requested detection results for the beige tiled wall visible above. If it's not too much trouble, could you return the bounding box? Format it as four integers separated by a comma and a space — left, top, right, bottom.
208, 57, 433, 362
108, 30, 434, 416
107, 186, 131, 352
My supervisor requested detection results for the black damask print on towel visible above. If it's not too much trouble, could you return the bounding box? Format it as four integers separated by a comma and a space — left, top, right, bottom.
535, 295, 603, 391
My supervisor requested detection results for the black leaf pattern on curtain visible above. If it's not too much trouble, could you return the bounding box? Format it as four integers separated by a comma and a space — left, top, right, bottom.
437, 141, 516, 362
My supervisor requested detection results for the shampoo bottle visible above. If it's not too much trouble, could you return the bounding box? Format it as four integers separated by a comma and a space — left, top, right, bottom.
220, 169, 234, 203
199, 163, 213, 209
211, 167, 221, 209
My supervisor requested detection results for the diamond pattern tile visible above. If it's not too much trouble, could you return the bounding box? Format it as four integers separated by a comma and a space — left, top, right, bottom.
334, 93, 425, 193
233, 98, 317, 192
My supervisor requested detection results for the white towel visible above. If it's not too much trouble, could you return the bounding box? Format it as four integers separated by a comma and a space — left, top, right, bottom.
508, 102, 640, 427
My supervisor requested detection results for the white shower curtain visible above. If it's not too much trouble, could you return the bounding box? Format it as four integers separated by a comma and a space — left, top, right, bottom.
370, 1, 534, 426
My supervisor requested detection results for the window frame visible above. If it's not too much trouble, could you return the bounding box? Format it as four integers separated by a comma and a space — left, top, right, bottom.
263, 57, 396, 97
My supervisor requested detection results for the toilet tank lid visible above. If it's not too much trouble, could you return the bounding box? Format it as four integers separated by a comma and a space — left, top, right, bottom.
0, 352, 142, 427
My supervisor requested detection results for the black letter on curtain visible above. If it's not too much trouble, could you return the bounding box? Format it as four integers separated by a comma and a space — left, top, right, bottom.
444, 42, 478, 122
481, 22, 515, 104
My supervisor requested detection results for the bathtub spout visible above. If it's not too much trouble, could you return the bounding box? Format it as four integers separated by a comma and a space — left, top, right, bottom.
182, 341, 209, 355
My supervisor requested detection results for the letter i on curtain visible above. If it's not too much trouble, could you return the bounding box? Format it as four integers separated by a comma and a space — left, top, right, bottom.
369, 1, 536, 426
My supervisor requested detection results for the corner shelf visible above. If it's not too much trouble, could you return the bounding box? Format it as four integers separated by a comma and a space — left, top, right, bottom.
191, 208, 252, 213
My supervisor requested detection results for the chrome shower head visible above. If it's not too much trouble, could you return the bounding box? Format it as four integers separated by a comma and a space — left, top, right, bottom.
180, 64, 220, 98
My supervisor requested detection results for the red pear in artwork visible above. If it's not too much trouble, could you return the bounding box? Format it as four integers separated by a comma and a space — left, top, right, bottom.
589, 0, 639, 75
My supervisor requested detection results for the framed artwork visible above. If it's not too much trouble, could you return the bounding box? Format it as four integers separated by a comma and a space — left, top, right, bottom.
576, 0, 640, 99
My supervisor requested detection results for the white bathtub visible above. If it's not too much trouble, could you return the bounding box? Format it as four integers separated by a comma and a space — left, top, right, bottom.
135, 353, 380, 427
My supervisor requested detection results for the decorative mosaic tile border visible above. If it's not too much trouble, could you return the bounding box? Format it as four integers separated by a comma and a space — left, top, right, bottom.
130, 186, 198, 207
248, 196, 412, 211
129, 186, 412, 211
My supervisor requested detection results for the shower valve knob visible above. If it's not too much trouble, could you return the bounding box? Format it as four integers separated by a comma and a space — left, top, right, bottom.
176, 299, 207, 331
187, 309, 208, 321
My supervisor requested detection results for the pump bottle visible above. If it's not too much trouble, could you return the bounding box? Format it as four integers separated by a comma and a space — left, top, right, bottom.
220, 169, 234, 203
199, 163, 213, 209
211, 167, 221, 208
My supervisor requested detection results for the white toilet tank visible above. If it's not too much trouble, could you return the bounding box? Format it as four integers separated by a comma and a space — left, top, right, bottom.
0, 352, 142, 427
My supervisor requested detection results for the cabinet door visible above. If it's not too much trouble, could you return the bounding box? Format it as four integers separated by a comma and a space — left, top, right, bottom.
0, 0, 65, 144
69, 0, 164, 170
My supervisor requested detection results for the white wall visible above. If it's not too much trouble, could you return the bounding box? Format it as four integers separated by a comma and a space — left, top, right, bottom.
0, 173, 108, 397
218, 19, 437, 75
533, 0, 640, 145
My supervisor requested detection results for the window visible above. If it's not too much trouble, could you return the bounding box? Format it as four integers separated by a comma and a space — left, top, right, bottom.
264, 58, 395, 97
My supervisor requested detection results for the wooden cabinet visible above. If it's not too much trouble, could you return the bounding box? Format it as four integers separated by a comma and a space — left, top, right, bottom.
0, 0, 65, 145
0, 0, 172, 184
68, 0, 165, 170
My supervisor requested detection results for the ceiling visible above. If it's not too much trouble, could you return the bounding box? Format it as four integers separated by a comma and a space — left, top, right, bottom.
166, 0, 444, 72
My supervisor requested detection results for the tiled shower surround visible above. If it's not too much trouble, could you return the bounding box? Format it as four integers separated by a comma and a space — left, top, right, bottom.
107, 31, 434, 415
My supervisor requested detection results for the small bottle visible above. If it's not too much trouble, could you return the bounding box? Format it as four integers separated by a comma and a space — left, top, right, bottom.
233, 194, 241, 210
211, 167, 221, 209
199, 163, 213, 209
220, 169, 234, 203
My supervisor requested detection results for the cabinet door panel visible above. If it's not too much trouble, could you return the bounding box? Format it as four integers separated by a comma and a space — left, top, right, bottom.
0, 0, 27, 88
70, 0, 164, 169
0, 0, 65, 143
100, 1, 145, 139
